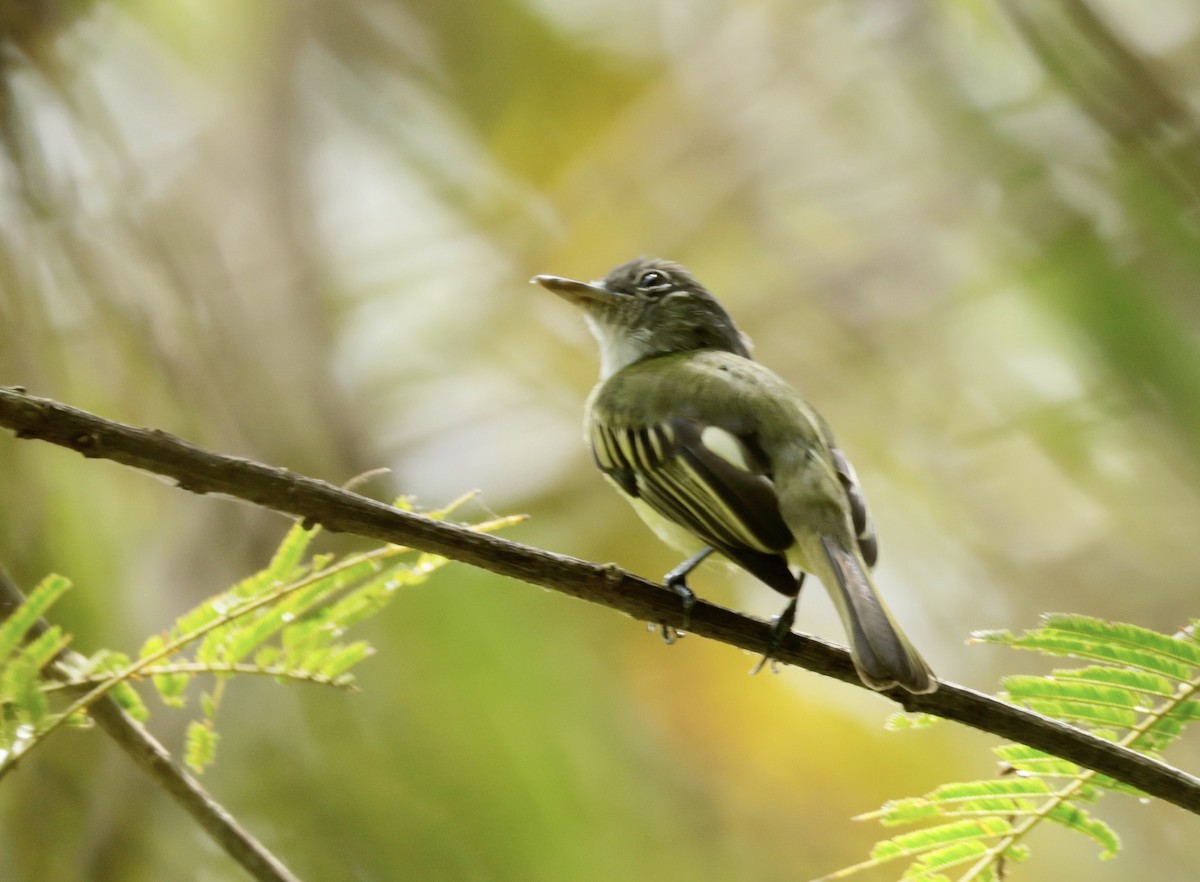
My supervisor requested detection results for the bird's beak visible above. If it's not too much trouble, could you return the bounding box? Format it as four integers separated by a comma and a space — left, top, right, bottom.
530, 274, 616, 306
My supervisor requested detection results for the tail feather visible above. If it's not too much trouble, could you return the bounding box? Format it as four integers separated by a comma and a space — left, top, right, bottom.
817, 537, 937, 694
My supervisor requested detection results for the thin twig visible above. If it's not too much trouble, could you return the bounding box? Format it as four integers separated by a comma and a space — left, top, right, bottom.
0, 564, 305, 882
2, 385, 1199, 814
86, 702, 305, 882
42, 662, 359, 691
0, 538, 416, 777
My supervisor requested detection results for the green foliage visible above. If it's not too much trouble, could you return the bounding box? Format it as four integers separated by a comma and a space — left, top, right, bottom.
821, 614, 1199, 881
185, 719, 219, 773
0, 499, 523, 776
0, 575, 73, 758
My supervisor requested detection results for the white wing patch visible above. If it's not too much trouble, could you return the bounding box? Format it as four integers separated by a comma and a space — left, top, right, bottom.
699, 426, 751, 472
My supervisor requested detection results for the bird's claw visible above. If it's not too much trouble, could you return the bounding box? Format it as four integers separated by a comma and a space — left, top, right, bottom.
664, 578, 696, 632
749, 615, 789, 675
649, 620, 687, 644
659, 547, 711, 637
749, 595, 799, 676
648, 576, 696, 645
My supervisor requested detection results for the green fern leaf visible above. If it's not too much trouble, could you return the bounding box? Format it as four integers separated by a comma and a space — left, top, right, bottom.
184, 719, 219, 773
923, 778, 1050, 815
318, 642, 373, 679
253, 646, 280, 668
3, 657, 49, 729
0, 574, 71, 662
1044, 803, 1120, 858
867, 797, 941, 825
991, 744, 1080, 778
168, 600, 228, 647
151, 661, 190, 708
997, 632, 1193, 681
198, 690, 215, 720
1018, 697, 1140, 731
108, 681, 150, 723
872, 818, 1012, 861
903, 839, 991, 878
139, 634, 188, 705
295, 645, 333, 676
1040, 615, 1200, 668
280, 617, 326, 654
222, 605, 302, 664
264, 521, 319, 584
885, 712, 943, 731
828, 613, 1194, 881
1003, 674, 1141, 710
138, 634, 165, 661
1166, 699, 1200, 721
1051, 665, 1176, 699
322, 567, 422, 628
20, 626, 71, 671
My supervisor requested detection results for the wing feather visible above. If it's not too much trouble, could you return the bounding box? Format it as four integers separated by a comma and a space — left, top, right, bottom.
829, 445, 878, 567
590, 417, 797, 595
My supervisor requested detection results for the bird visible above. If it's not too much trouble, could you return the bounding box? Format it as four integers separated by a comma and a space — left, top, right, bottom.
532, 256, 936, 694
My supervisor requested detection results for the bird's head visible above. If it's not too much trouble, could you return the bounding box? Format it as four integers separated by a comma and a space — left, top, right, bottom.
533, 257, 751, 377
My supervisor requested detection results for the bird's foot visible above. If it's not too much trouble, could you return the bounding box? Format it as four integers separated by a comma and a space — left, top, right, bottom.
659, 547, 710, 637
653, 579, 695, 644
664, 575, 696, 632
749, 596, 799, 676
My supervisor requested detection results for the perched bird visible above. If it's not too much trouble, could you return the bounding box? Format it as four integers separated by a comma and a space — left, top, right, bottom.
533, 257, 936, 694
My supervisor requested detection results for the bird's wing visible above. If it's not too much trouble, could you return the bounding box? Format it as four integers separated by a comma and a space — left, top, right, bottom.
589, 416, 798, 594
829, 444, 878, 568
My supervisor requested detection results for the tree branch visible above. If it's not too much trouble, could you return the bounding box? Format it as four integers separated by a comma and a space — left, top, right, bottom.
0, 564, 305, 882
2, 385, 1199, 814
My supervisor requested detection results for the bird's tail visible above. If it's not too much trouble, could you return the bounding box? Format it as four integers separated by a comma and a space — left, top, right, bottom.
817, 536, 937, 694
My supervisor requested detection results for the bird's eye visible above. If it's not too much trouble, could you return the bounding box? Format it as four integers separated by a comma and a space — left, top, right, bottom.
636, 270, 670, 291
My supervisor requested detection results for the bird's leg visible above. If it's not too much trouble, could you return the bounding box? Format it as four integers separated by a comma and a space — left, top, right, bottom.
658, 546, 712, 641
750, 574, 806, 675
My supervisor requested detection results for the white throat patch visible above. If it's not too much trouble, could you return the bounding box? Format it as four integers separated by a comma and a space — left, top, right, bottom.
585, 315, 656, 378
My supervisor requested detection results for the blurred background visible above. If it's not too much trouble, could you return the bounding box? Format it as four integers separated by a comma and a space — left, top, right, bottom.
2, 1, 1199, 879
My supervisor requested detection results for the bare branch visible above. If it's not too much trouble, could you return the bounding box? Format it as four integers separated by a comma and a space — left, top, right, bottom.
2, 385, 1199, 814
86, 702, 306, 882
